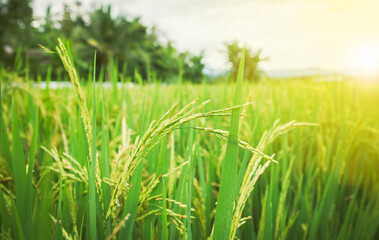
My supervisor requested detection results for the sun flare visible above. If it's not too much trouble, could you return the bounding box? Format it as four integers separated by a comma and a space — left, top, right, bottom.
351, 44, 379, 74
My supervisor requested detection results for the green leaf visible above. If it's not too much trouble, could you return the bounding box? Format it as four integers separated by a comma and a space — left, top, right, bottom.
100, 95, 111, 236
161, 178, 168, 240
54, 174, 63, 240
12, 98, 27, 223
169, 133, 191, 240
24, 109, 38, 239
0, 76, 12, 172
88, 52, 97, 240
186, 131, 195, 240
213, 49, 245, 240
119, 98, 147, 240
0, 190, 11, 232
11, 200, 25, 240
143, 137, 168, 240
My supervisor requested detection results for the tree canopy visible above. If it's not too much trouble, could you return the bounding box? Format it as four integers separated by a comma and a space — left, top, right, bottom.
225, 41, 266, 82
0, 1, 205, 82
1, 1, 266, 83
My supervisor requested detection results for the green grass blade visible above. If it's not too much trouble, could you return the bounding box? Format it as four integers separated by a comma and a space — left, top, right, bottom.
258, 187, 269, 240
118, 159, 143, 240
0, 190, 11, 233
264, 170, 274, 240
275, 156, 295, 239
143, 137, 168, 240
236, 103, 262, 191
0, 76, 12, 173
213, 49, 245, 240
11, 98, 27, 224
11, 200, 25, 240
0, 113, 11, 172
24, 109, 38, 239
161, 178, 168, 240
119, 98, 147, 240
205, 150, 216, 236
100, 95, 111, 236
54, 174, 63, 240
169, 133, 191, 240
88, 52, 97, 240
186, 131, 195, 240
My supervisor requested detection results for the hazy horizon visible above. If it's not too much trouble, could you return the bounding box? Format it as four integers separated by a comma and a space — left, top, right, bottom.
33, 0, 379, 75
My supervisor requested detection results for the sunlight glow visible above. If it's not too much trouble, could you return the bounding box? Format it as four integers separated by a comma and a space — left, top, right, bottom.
351, 45, 379, 74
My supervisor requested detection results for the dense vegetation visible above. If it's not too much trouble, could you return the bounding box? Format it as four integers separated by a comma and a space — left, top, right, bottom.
1, 0, 268, 83
1, 1, 379, 239
0, 40, 378, 239
1, 0, 206, 82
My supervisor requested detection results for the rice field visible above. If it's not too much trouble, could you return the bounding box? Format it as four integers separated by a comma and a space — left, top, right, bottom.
0, 42, 379, 240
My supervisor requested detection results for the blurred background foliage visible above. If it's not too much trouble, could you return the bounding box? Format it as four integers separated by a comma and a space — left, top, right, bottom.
0, 0, 265, 83
225, 40, 266, 81
0, 0, 208, 82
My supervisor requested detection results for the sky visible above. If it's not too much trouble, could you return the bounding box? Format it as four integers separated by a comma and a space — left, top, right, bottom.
33, 0, 379, 74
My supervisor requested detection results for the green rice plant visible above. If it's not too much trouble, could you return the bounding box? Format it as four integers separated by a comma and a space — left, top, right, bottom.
51, 40, 279, 240
186, 131, 196, 240
212, 49, 245, 240
56, 38, 91, 149
161, 177, 169, 240
0, 76, 12, 174
88, 52, 98, 240
24, 107, 38, 239
11, 98, 27, 225
1, 39, 379, 240
118, 99, 146, 240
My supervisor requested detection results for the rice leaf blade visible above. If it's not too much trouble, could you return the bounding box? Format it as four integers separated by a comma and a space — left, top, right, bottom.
213, 49, 245, 240
11, 98, 27, 225
88, 52, 97, 240
24, 109, 38, 239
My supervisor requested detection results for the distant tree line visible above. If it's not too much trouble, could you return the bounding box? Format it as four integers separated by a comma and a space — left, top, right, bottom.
0, 0, 266, 83
0, 0, 205, 82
